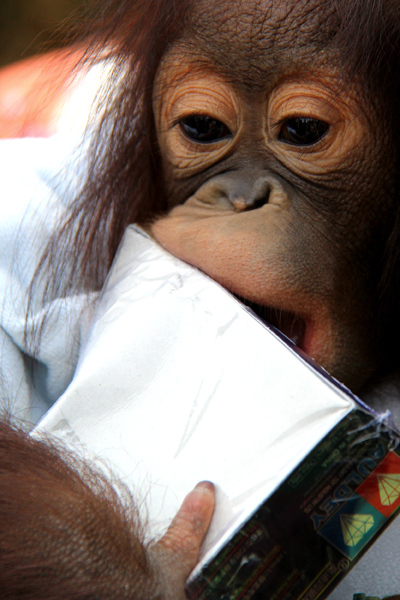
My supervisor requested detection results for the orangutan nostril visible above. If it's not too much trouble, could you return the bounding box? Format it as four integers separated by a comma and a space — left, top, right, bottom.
251, 195, 269, 209
231, 193, 269, 212
249, 177, 271, 210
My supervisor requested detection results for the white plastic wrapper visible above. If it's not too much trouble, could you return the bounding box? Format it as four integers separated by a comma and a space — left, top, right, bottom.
36, 226, 400, 600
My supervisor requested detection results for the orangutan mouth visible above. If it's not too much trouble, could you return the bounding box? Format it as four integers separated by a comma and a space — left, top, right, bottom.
234, 295, 307, 349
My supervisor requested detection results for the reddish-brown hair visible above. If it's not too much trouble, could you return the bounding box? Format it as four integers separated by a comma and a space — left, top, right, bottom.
0, 418, 159, 599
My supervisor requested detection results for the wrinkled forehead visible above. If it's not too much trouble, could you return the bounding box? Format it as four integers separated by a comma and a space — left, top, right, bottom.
172, 0, 340, 91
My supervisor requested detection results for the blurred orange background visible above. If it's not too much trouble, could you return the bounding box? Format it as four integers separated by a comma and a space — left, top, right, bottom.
0, 0, 88, 137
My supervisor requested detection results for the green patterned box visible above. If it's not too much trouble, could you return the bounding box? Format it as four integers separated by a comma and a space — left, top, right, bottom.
186, 409, 400, 600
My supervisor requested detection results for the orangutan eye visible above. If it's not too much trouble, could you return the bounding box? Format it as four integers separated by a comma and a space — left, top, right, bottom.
279, 117, 329, 146
180, 115, 231, 143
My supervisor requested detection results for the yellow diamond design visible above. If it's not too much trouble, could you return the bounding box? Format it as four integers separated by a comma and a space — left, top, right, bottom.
340, 514, 374, 547
377, 474, 400, 506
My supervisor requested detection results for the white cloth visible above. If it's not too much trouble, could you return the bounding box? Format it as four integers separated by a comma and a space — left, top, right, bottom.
0, 134, 96, 424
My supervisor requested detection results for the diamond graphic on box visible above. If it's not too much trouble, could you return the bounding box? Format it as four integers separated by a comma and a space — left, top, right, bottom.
377, 474, 400, 506
355, 452, 400, 519
340, 514, 375, 547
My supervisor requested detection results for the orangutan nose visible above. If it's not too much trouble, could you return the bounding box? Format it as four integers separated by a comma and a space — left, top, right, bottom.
203, 170, 271, 211
193, 170, 291, 211
229, 175, 271, 211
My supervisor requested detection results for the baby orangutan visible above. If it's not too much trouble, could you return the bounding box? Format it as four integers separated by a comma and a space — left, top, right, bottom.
2, 0, 400, 597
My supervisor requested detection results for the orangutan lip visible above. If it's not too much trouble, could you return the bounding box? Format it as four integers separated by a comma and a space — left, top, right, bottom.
234, 295, 307, 349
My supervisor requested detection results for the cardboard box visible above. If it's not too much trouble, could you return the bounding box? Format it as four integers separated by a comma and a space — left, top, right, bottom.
36, 226, 400, 600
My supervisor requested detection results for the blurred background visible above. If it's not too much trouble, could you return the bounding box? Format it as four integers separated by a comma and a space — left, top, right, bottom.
0, 0, 87, 67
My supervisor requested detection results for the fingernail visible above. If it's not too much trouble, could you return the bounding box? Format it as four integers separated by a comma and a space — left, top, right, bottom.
195, 481, 215, 493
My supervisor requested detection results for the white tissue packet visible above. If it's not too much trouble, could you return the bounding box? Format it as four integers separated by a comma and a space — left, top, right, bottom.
36, 226, 400, 600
